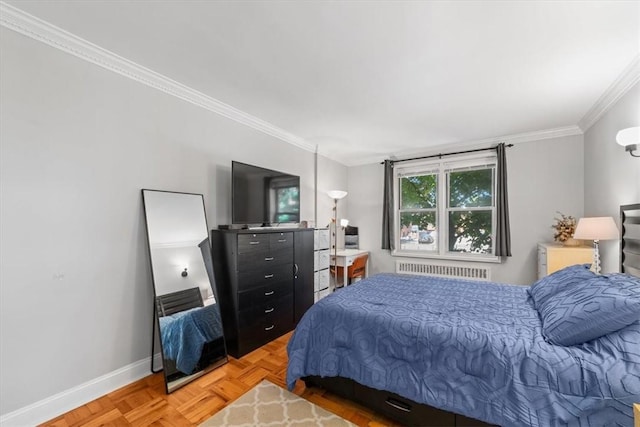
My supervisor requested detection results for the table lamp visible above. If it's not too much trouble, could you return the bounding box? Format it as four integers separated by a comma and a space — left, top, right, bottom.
573, 216, 619, 274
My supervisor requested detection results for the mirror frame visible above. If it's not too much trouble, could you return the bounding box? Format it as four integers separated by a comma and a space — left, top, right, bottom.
141, 189, 228, 393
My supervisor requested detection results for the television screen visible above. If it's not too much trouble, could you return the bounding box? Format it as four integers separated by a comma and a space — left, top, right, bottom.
232, 161, 300, 226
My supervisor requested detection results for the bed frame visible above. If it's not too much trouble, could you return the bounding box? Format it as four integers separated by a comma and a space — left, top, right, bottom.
620, 203, 640, 278
303, 375, 493, 426
156, 287, 204, 317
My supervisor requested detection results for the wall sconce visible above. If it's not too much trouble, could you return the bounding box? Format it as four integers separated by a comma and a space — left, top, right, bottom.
616, 127, 639, 157
340, 218, 349, 229
181, 267, 188, 277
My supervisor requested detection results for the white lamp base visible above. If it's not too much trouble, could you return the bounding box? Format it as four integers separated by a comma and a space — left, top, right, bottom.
590, 240, 601, 275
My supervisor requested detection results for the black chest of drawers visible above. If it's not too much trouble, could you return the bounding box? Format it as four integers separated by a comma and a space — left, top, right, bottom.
211, 228, 314, 358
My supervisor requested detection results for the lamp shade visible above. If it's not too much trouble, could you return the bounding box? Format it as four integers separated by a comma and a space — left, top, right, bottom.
573, 217, 619, 241
616, 127, 639, 147
327, 190, 348, 200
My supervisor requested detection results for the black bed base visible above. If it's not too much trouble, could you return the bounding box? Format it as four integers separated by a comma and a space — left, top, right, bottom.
303, 376, 495, 427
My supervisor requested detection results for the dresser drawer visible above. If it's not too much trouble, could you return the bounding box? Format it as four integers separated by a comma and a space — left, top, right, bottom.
270, 232, 294, 260
237, 279, 293, 309
314, 269, 330, 292
269, 231, 293, 247
238, 292, 293, 328
237, 307, 293, 355
353, 382, 455, 426
238, 252, 292, 272
237, 234, 268, 256
316, 249, 330, 270
237, 263, 293, 291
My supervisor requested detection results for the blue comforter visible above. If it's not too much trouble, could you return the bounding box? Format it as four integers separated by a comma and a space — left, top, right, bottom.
159, 304, 223, 374
287, 273, 640, 426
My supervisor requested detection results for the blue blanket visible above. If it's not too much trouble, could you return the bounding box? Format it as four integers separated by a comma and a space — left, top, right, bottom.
287, 273, 640, 426
159, 304, 223, 374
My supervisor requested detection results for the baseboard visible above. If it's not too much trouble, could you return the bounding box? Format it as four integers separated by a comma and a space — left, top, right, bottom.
0, 354, 162, 426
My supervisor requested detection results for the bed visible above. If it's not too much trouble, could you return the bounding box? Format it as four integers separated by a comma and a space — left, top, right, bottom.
157, 288, 225, 378
287, 271, 640, 426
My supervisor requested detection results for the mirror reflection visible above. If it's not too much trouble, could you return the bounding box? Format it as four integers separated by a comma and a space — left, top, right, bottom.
142, 189, 227, 393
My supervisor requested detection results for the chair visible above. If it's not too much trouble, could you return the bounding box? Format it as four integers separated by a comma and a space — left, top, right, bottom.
332, 254, 369, 286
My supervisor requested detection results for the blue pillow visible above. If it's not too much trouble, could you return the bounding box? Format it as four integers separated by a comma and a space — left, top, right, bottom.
527, 264, 595, 310
538, 273, 640, 346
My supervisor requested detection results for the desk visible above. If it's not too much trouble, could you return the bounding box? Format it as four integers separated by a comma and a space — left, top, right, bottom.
330, 249, 369, 288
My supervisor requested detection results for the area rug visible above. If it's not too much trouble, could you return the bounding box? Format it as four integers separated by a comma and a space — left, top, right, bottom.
200, 380, 355, 426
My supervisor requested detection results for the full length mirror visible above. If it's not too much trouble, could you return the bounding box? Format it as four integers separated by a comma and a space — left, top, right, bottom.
142, 189, 227, 393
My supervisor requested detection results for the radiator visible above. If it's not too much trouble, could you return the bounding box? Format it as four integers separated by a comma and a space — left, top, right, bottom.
395, 260, 491, 281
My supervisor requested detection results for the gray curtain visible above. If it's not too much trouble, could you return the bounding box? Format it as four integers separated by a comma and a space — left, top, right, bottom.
495, 143, 512, 257
381, 160, 395, 250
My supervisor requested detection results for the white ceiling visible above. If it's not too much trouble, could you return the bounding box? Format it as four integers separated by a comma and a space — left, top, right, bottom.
4, 1, 640, 166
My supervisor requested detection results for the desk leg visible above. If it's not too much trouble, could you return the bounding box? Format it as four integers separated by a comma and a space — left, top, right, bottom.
343, 265, 348, 287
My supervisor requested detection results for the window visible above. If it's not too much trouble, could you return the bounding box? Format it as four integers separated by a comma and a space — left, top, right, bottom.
274, 186, 299, 222
394, 153, 497, 261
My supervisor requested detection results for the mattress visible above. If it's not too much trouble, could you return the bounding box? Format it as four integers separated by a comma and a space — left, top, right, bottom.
159, 303, 223, 374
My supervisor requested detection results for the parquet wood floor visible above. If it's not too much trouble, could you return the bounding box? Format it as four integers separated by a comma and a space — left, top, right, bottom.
40, 332, 399, 426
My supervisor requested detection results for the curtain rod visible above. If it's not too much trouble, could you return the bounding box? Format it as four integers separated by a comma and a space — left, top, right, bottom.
381, 143, 513, 165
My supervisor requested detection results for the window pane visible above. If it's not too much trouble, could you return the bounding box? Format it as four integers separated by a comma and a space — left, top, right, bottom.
275, 187, 299, 222
399, 211, 437, 251
401, 174, 437, 209
448, 210, 492, 254
449, 168, 493, 208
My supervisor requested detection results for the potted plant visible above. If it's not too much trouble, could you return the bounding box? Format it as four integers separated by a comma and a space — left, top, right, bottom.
551, 212, 579, 246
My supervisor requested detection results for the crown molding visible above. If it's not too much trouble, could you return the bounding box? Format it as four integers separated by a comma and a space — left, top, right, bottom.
348, 125, 583, 167
2, 1, 633, 166
578, 54, 640, 132
0, 2, 316, 153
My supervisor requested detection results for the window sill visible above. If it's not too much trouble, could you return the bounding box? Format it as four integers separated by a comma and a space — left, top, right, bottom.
391, 249, 502, 264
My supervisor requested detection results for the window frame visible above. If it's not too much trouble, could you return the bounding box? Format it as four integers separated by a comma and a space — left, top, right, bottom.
392, 152, 500, 263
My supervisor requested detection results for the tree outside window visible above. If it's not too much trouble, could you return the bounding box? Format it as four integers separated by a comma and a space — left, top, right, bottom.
399, 174, 438, 252
274, 186, 299, 223
395, 156, 496, 260
447, 168, 494, 254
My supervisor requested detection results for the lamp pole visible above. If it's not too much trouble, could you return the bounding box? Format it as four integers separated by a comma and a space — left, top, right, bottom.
332, 197, 338, 291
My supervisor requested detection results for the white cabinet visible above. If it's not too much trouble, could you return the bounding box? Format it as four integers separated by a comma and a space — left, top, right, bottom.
314, 228, 331, 302
537, 243, 593, 279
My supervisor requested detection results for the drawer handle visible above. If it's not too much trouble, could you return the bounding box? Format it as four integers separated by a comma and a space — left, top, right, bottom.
385, 398, 411, 413
264, 307, 274, 313
278, 239, 286, 243
265, 257, 274, 261
264, 274, 274, 279
265, 324, 275, 331
249, 241, 260, 245
264, 290, 275, 296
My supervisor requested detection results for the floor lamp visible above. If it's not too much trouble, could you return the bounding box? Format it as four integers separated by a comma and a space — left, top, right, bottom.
573, 216, 619, 274
328, 190, 347, 291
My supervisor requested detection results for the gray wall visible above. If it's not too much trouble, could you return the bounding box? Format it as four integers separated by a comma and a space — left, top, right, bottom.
0, 28, 346, 416
347, 134, 586, 285
584, 83, 640, 273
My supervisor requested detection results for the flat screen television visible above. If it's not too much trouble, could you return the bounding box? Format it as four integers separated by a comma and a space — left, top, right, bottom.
232, 161, 300, 226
